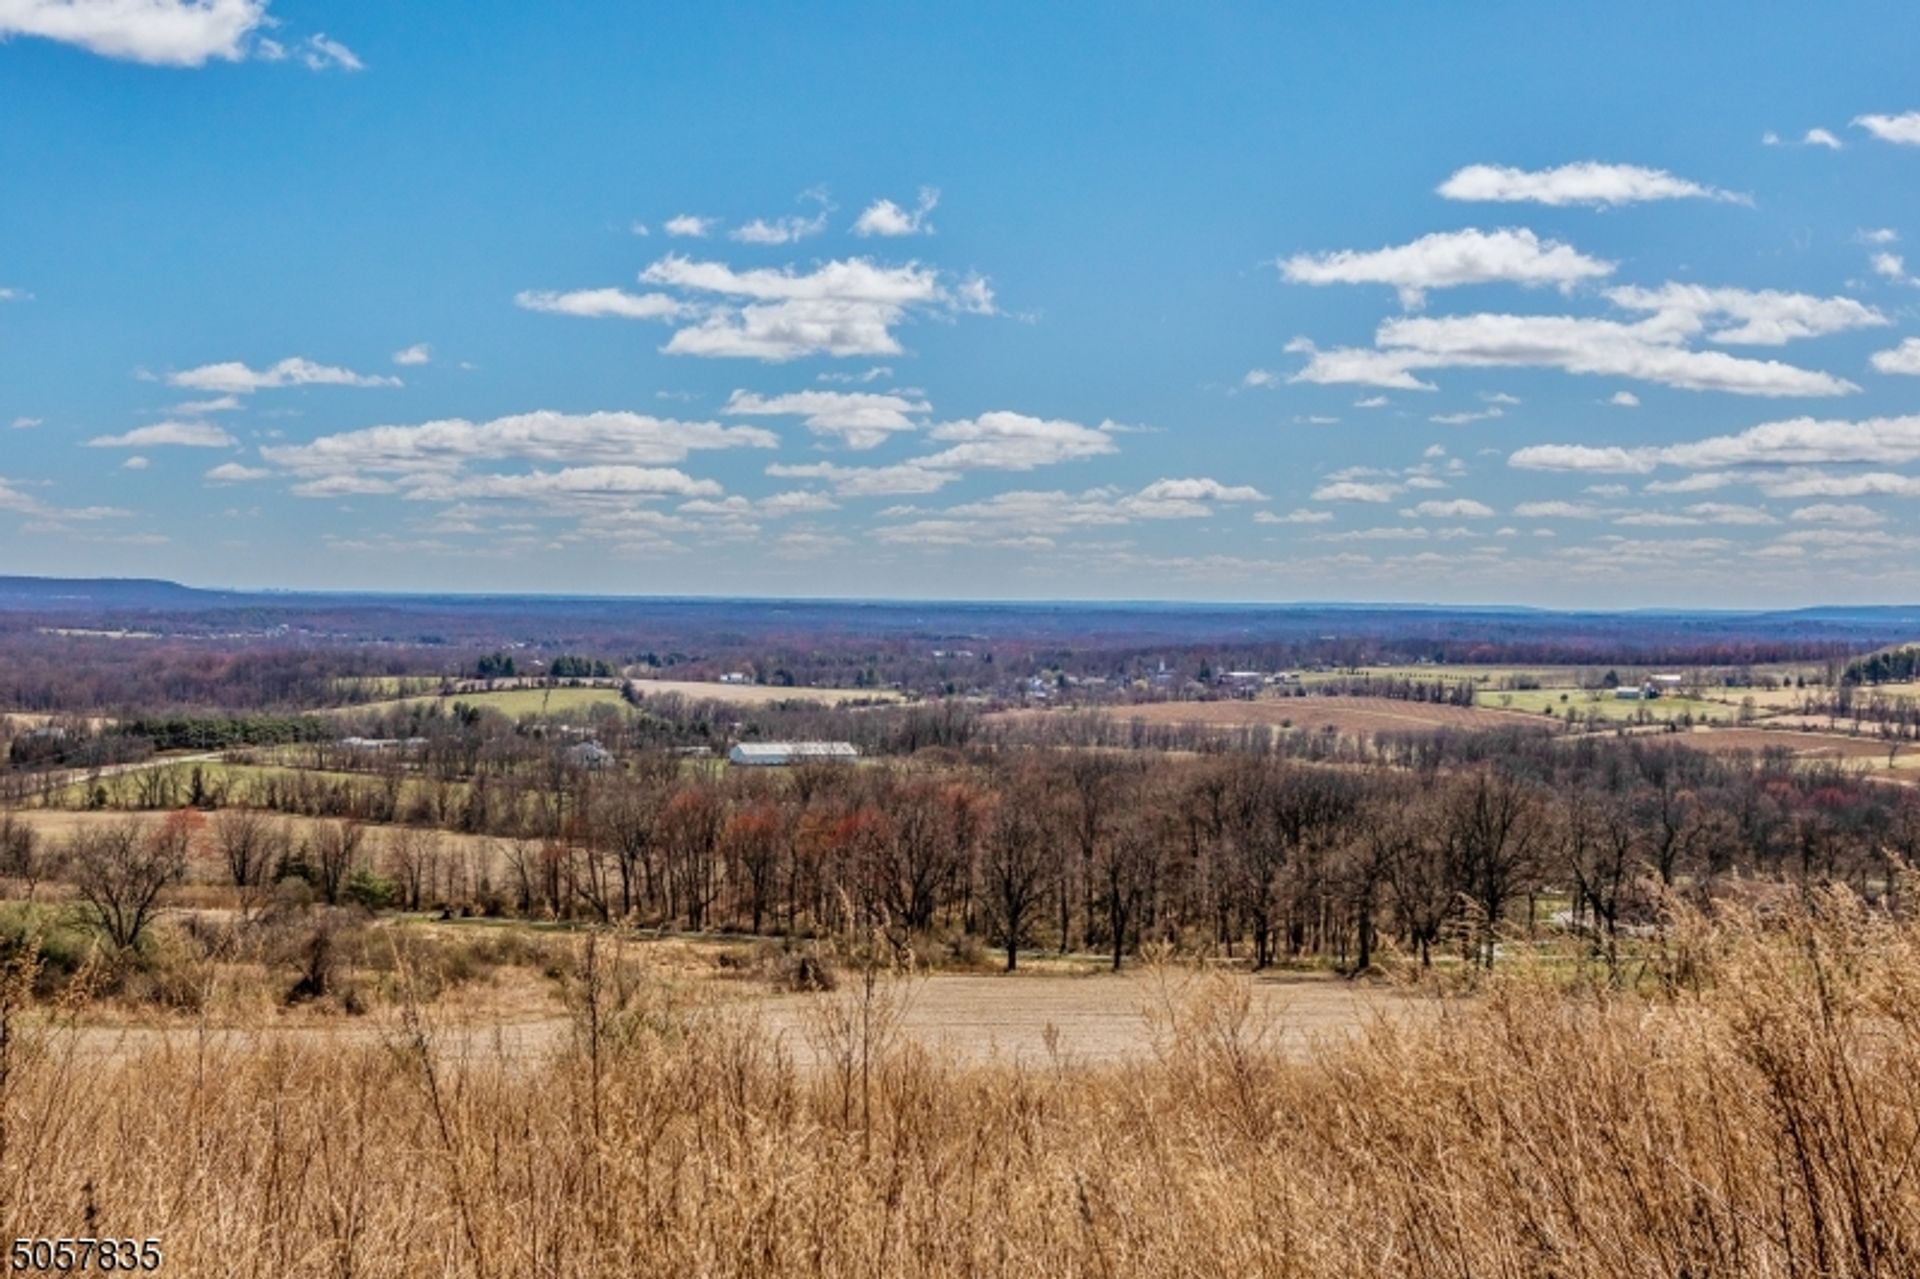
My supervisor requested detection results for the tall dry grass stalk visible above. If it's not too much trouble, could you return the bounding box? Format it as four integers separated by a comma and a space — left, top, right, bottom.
1, 892, 1918, 1276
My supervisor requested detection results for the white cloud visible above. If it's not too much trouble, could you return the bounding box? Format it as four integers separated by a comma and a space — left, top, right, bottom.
204, 462, 269, 483
260, 410, 775, 480
853, 188, 938, 237
1682, 502, 1777, 526
1256, 508, 1334, 525
871, 478, 1262, 545
10, 417, 41, 429
402, 466, 721, 504
1508, 444, 1656, 474
1855, 112, 1920, 145
1604, 283, 1885, 345
763, 412, 1122, 497
1514, 413, 1920, 480
1859, 228, 1900, 246
664, 214, 715, 238
120, 456, 150, 471
766, 461, 957, 497
1293, 312, 1857, 397
729, 202, 831, 246
1871, 252, 1908, 281
513, 288, 686, 321
1437, 161, 1747, 208
1609, 391, 1641, 407
1513, 500, 1611, 519
1870, 338, 1920, 376
1312, 480, 1402, 503
298, 32, 357, 70
1353, 396, 1389, 408
1430, 407, 1503, 425
722, 388, 928, 450
392, 343, 431, 367
1759, 471, 1920, 499
172, 394, 242, 414
86, 421, 236, 448
0, 286, 29, 301
634, 254, 981, 361
1279, 227, 1612, 309
1401, 498, 1494, 518
0, 0, 267, 67
168, 356, 400, 394
1804, 128, 1843, 150
919, 412, 1121, 471
1241, 369, 1277, 389
1790, 503, 1884, 526
1644, 473, 1737, 494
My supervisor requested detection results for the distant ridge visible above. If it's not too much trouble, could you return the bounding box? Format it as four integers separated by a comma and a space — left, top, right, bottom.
0, 576, 232, 610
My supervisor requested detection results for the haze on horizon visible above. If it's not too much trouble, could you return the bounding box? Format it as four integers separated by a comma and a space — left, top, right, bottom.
4, 1, 1920, 609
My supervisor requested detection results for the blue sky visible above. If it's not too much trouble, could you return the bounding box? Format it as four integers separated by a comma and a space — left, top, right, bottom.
5, 1, 1920, 606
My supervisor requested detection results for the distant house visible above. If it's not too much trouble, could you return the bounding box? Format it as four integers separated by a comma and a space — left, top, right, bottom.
1614, 687, 1644, 701
718, 672, 754, 685
728, 741, 860, 767
568, 741, 614, 770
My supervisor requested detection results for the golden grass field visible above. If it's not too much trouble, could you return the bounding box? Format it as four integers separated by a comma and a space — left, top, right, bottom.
1, 894, 1914, 1276
1002, 695, 1544, 736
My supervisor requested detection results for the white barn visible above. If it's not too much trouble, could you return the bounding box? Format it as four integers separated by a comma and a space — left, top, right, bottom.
728, 741, 860, 767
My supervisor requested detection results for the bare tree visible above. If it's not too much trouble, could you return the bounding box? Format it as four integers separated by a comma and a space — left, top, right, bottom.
981, 782, 1052, 971
66, 818, 187, 949
211, 807, 278, 890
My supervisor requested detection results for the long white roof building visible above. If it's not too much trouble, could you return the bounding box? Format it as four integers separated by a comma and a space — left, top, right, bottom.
728, 741, 860, 766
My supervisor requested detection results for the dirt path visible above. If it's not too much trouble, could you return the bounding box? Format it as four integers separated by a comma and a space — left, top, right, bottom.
40, 971, 1420, 1072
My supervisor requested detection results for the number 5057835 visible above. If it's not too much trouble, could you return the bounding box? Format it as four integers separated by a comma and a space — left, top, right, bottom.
9, 1239, 162, 1271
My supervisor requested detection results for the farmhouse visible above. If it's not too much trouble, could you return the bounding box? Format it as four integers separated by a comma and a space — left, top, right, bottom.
728, 741, 860, 767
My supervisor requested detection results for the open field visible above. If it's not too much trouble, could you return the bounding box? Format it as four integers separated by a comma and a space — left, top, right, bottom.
1481, 688, 1740, 722
626, 678, 903, 706
339, 685, 635, 719
3, 900, 1917, 1276
1686, 727, 1920, 770
1005, 695, 1546, 736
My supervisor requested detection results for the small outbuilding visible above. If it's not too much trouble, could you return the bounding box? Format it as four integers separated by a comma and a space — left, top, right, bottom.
728, 741, 860, 767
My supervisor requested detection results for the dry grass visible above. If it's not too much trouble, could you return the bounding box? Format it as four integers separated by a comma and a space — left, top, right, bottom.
1, 892, 1917, 1275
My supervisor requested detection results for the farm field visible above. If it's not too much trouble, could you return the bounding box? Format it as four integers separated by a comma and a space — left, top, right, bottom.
626, 678, 902, 706
1298, 663, 1585, 688
1683, 727, 1912, 765
1011, 696, 1545, 736
341, 685, 633, 719
1480, 688, 1740, 723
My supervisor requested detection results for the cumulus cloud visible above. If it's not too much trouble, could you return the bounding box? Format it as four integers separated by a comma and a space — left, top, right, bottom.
764, 412, 1122, 497
204, 462, 269, 483
392, 343, 431, 367
1513, 413, 1920, 479
871, 478, 1263, 546
1609, 391, 1640, 407
1437, 161, 1747, 207
853, 188, 939, 237
1430, 407, 1503, 425
1870, 338, 1920, 376
722, 388, 928, 450
1255, 508, 1334, 524
0, 2, 357, 70
1513, 500, 1612, 519
1291, 311, 1857, 397
663, 214, 715, 238
729, 198, 831, 246
86, 421, 236, 448
10, 417, 42, 429
1279, 227, 1612, 309
1401, 498, 1494, 518
513, 288, 687, 321
621, 254, 985, 361
1312, 479, 1403, 503
0, 286, 29, 301
0, 0, 265, 66
260, 411, 775, 484
168, 357, 400, 394
1604, 283, 1885, 345
1790, 503, 1884, 526
1855, 112, 1920, 145
401, 466, 721, 504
